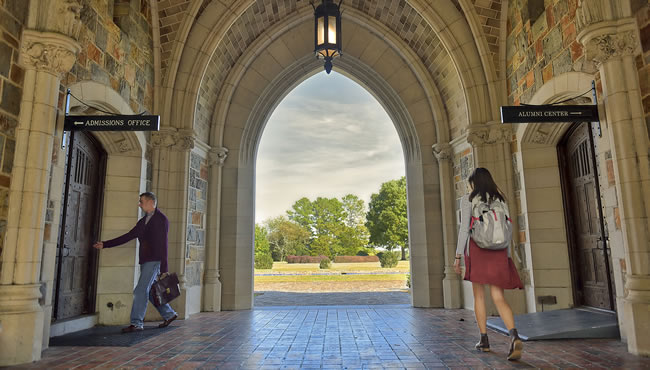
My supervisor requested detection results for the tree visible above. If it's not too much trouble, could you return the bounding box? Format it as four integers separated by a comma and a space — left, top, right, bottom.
254, 224, 273, 268
265, 216, 310, 260
340, 194, 370, 255
287, 195, 369, 257
366, 177, 409, 260
341, 194, 365, 227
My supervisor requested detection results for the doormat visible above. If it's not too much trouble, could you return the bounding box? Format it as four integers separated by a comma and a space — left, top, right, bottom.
49, 325, 178, 347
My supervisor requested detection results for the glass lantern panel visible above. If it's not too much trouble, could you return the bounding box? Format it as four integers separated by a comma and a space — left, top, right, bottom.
328, 16, 337, 42
317, 17, 325, 45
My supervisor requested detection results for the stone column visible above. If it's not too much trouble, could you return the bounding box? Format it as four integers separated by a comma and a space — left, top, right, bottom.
433, 143, 462, 308
203, 146, 228, 312
466, 122, 527, 314
578, 12, 650, 356
0, 30, 79, 365
151, 128, 194, 318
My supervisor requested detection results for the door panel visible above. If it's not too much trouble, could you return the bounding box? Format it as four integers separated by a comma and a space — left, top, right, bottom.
54, 132, 104, 320
560, 122, 615, 311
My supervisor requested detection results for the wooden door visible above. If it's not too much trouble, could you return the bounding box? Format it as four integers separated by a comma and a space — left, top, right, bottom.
54, 132, 105, 320
560, 122, 615, 310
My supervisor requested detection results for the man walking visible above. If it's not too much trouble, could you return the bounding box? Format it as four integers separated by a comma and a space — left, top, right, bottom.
93, 192, 178, 333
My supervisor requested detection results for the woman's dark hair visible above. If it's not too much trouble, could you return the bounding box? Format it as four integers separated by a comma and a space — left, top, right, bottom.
468, 167, 505, 203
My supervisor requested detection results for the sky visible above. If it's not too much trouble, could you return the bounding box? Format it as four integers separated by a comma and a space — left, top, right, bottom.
255, 71, 406, 223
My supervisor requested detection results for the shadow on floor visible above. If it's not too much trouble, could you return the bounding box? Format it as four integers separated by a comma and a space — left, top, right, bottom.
253, 290, 410, 307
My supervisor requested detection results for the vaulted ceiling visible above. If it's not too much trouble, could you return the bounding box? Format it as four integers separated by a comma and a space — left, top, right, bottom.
156, 0, 505, 139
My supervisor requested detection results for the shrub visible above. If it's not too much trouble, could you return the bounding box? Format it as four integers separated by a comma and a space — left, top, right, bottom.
286, 255, 329, 263
356, 250, 369, 256
255, 253, 274, 269
406, 273, 411, 288
319, 258, 331, 269
378, 251, 399, 268
333, 255, 379, 263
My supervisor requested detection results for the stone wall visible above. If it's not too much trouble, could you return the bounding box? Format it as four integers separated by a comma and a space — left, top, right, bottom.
506, 0, 585, 105
61, 0, 154, 114
186, 151, 207, 286
0, 0, 28, 272
452, 144, 474, 227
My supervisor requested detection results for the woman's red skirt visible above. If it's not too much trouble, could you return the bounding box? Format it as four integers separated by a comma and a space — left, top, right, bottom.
464, 238, 523, 289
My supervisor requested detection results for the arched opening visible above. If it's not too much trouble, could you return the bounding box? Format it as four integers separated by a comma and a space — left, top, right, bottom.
179, 3, 487, 311
254, 71, 409, 306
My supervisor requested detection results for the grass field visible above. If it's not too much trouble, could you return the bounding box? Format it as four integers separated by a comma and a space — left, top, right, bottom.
255, 274, 407, 283
254, 260, 410, 289
254, 260, 410, 274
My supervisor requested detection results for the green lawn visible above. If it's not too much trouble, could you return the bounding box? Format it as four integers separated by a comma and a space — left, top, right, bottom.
255, 274, 407, 283
255, 260, 410, 274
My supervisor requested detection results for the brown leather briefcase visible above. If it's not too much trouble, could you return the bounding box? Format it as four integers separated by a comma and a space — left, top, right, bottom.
150, 272, 180, 307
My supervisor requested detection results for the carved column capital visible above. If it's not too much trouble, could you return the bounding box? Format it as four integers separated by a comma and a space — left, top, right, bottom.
174, 130, 195, 151
583, 29, 639, 65
151, 128, 178, 148
19, 30, 80, 77
151, 128, 195, 151
577, 17, 640, 66
432, 143, 452, 162
208, 146, 229, 167
466, 123, 512, 146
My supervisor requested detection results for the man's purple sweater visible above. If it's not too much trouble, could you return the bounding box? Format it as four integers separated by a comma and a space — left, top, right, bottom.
103, 208, 170, 273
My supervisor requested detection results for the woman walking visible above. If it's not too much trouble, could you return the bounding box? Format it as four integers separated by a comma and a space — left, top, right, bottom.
454, 167, 524, 360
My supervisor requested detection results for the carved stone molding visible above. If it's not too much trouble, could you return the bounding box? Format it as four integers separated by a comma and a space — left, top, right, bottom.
577, 15, 640, 66
19, 30, 80, 77
151, 128, 177, 148
208, 147, 229, 167
466, 123, 512, 146
151, 128, 195, 151
583, 30, 639, 65
174, 133, 195, 151
432, 143, 452, 162
117, 140, 133, 153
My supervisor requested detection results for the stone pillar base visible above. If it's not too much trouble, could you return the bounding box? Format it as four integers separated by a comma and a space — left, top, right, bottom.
443, 269, 462, 309
623, 275, 650, 356
0, 284, 44, 366
203, 280, 222, 312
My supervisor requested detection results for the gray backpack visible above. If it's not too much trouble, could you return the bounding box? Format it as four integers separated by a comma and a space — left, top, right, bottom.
470, 196, 512, 250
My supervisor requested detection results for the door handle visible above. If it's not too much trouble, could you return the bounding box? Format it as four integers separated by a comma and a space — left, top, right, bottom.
62, 246, 70, 257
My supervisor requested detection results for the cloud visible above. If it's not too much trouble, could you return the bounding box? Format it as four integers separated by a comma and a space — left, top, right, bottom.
255, 72, 405, 222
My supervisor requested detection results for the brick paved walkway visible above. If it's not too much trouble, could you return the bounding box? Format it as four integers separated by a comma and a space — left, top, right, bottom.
19, 306, 650, 369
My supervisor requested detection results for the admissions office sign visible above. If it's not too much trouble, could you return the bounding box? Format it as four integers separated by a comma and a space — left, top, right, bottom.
500, 105, 599, 123
64, 115, 160, 131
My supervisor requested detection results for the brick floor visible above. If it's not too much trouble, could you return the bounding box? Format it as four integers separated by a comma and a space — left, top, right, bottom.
18, 306, 650, 369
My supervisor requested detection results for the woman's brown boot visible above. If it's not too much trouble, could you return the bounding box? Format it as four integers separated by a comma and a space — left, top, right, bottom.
475, 333, 490, 352
507, 328, 523, 360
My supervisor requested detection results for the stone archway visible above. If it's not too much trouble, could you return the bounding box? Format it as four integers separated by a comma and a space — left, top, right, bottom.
207, 15, 454, 310
163, 1, 495, 311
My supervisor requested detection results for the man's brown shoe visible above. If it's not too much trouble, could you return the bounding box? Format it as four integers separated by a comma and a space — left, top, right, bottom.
158, 314, 178, 328
121, 325, 143, 333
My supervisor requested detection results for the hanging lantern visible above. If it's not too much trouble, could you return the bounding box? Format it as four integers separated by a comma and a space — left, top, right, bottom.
313, 0, 342, 74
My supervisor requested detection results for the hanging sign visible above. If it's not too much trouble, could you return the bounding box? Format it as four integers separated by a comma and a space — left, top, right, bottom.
500, 105, 599, 123
64, 115, 160, 131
